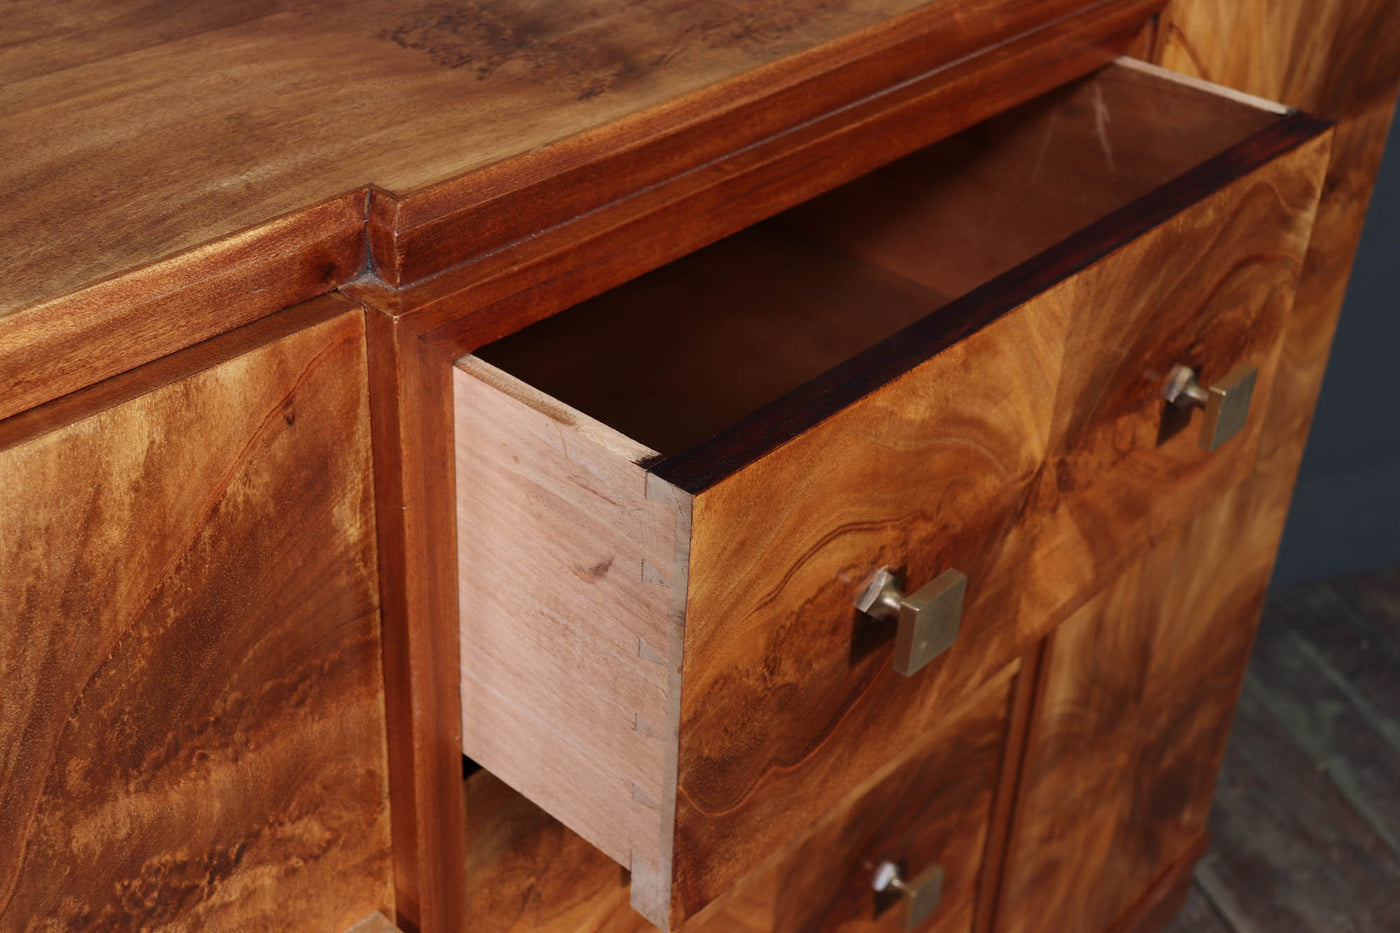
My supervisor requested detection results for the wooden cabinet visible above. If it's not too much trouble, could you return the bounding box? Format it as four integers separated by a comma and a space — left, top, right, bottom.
0, 297, 393, 930
4, 2, 1397, 932
451, 60, 1329, 928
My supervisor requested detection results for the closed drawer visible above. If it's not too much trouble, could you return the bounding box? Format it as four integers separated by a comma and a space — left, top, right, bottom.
454, 60, 1330, 929
719, 664, 1019, 933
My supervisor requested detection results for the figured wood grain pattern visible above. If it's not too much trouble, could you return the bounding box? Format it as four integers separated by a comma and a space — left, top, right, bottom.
996, 491, 1272, 933
374, 1, 1162, 353
1, 1, 1166, 420
0, 192, 367, 423
673, 293, 1067, 924
765, 667, 1016, 933
971, 649, 1045, 933
668, 93, 1327, 925
1100, 838, 1207, 933
1127, 9, 1400, 929
1152, 0, 1400, 479
0, 0, 1138, 311
990, 127, 1329, 933
457, 64, 1331, 927
2, 0, 925, 312
1014, 128, 1331, 626
453, 357, 687, 913
646, 108, 1330, 495
0, 295, 394, 931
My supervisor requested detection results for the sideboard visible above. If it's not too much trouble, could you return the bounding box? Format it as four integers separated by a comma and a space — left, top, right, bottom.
3, 3, 1397, 932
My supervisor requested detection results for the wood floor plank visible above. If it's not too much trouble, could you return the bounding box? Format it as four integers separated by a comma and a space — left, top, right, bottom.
1330, 569, 1400, 654
1193, 681, 1400, 933
1161, 883, 1234, 933
1262, 584, 1400, 758
1246, 615, 1400, 855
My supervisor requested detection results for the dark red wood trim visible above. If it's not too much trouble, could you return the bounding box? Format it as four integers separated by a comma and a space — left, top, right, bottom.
363, 308, 467, 933
973, 649, 1048, 933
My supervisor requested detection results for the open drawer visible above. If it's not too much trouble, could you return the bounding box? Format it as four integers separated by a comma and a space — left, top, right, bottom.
453, 60, 1331, 928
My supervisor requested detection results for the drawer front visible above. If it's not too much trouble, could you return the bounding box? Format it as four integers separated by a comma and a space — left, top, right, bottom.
1017, 149, 1327, 623
760, 667, 1016, 933
454, 65, 1332, 930
672, 286, 1061, 915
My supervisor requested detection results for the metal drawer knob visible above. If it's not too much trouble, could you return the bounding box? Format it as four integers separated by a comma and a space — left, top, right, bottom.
856, 567, 966, 676
872, 860, 944, 929
1163, 363, 1258, 451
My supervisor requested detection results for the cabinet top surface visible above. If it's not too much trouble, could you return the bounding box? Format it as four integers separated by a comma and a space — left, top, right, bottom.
1, 0, 965, 318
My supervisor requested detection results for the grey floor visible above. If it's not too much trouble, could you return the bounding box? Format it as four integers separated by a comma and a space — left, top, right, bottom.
1163, 568, 1400, 932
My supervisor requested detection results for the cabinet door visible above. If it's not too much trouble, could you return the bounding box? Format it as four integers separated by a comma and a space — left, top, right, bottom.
0, 296, 393, 930
997, 500, 1262, 933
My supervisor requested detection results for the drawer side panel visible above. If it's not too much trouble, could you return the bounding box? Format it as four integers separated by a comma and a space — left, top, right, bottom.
454, 359, 685, 876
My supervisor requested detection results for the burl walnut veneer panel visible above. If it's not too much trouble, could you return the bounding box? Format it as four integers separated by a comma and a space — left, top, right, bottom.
997, 495, 1280, 933
0, 296, 393, 931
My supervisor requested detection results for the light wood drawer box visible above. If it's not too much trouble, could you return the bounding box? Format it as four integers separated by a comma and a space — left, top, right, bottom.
453, 60, 1331, 929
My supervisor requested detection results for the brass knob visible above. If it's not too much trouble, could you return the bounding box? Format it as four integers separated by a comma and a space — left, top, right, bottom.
856, 567, 966, 676
1163, 364, 1258, 451
872, 860, 944, 929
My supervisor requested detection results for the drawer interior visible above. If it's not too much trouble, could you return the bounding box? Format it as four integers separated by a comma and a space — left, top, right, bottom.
474, 60, 1283, 457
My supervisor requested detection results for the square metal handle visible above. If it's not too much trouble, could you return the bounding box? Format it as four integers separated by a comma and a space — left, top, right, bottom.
856, 567, 967, 676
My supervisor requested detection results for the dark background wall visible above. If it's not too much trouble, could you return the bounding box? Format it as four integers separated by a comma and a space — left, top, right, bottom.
1273, 114, 1400, 586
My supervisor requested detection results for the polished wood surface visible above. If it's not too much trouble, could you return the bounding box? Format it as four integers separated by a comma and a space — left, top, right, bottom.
1015, 126, 1330, 626
364, 1, 1161, 353
2, 0, 1161, 422
7, 3, 1393, 930
363, 309, 467, 933
784, 61, 1281, 299
0, 193, 366, 423
765, 668, 1016, 933
1142, 1, 1400, 604
673, 289, 1062, 925
1, 0, 918, 313
474, 63, 1281, 460
454, 62, 1330, 928
478, 62, 1324, 494
0, 296, 393, 930
998, 492, 1275, 933
458, 666, 1017, 933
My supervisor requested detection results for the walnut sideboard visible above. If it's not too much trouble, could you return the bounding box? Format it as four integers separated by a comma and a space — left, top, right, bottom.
3, 3, 1397, 932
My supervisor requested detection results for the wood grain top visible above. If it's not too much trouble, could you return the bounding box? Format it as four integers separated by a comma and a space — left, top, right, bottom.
2, 0, 928, 317
0, 0, 1164, 422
